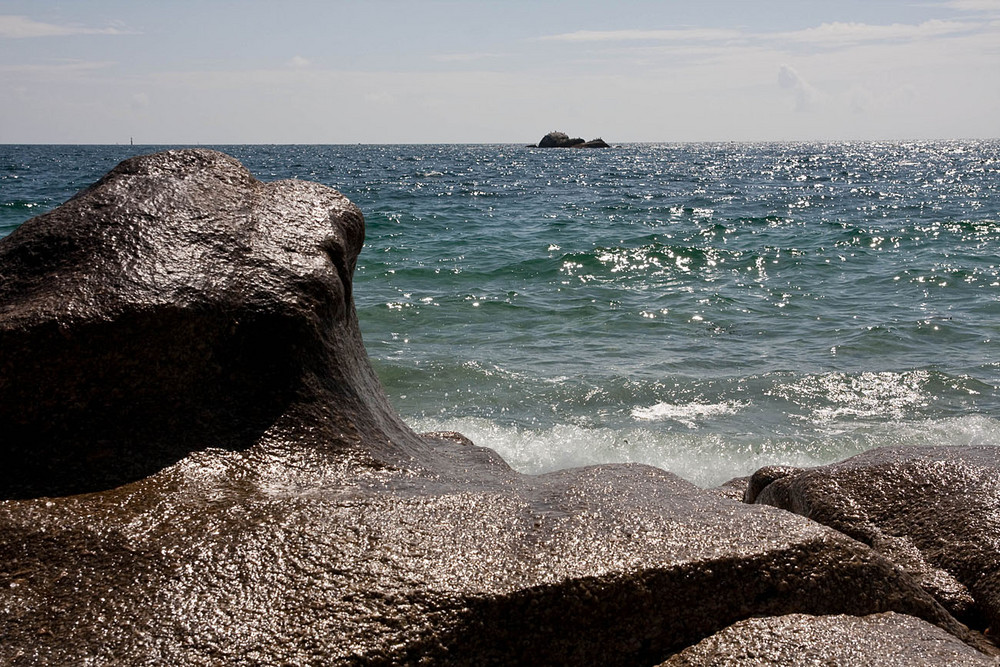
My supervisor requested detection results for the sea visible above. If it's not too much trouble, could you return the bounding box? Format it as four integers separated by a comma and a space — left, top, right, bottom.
3, 142, 1000, 487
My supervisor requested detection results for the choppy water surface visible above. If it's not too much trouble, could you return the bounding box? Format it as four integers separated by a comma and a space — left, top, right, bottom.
4, 142, 1000, 486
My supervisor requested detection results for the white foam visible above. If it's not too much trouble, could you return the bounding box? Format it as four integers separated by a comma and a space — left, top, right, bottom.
407, 413, 1000, 489
770, 371, 931, 421
630, 401, 744, 427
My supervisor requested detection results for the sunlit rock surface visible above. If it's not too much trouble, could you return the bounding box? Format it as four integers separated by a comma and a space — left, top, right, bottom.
0, 148, 428, 498
1, 456, 973, 665
748, 446, 1000, 634
0, 150, 989, 665
661, 613, 999, 666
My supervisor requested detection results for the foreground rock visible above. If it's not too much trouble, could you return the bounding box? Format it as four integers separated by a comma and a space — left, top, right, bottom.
662, 613, 999, 666
0, 150, 988, 665
748, 446, 1000, 633
0, 149, 419, 498
538, 130, 610, 148
7, 457, 975, 665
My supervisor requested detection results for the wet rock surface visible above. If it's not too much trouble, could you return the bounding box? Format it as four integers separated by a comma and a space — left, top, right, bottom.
661, 613, 999, 666
0, 454, 973, 665
0, 149, 419, 498
0, 150, 993, 665
749, 446, 1000, 633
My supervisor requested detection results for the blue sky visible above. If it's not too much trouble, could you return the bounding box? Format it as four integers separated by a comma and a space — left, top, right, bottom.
1, 1, 998, 143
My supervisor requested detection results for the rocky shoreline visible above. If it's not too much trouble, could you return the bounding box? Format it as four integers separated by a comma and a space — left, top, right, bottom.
1, 150, 997, 665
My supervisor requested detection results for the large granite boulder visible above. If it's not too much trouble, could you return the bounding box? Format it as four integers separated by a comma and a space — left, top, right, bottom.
0, 150, 989, 664
662, 613, 999, 666
0, 149, 423, 498
748, 446, 1000, 633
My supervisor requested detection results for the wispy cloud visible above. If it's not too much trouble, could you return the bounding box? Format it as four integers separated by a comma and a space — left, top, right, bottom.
539, 18, 983, 50
539, 28, 743, 43
777, 20, 975, 44
777, 64, 821, 111
430, 52, 503, 63
0, 60, 115, 74
288, 55, 312, 69
0, 15, 132, 39
943, 0, 1000, 12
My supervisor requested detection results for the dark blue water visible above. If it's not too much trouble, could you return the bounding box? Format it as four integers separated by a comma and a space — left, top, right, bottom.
4, 142, 1000, 485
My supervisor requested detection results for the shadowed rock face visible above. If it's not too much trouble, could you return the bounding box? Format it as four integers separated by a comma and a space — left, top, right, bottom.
0, 150, 989, 665
748, 446, 1000, 633
661, 613, 999, 666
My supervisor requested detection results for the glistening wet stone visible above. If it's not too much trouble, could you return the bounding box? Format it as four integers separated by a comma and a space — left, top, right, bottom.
749, 445, 1000, 633
661, 613, 999, 666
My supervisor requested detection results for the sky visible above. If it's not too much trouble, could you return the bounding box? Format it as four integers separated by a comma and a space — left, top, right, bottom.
1, 0, 999, 143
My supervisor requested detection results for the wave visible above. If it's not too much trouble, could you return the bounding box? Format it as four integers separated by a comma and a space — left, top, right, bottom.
631, 401, 746, 427
766, 370, 995, 422
408, 414, 1000, 488
1, 200, 43, 212
0, 201, 47, 237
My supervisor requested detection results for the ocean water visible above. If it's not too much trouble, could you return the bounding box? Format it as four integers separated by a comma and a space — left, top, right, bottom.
3, 142, 1000, 487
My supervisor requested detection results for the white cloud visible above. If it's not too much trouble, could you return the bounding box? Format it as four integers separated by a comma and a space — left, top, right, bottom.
538, 28, 744, 43
944, 0, 1000, 13
0, 60, 114, 75
288, 55, 311, 69
430, 52, 503, 63
0, 15, 131, 39
777, 64, 821, 111
539, 19, 984, 54
777, 20, 975, 45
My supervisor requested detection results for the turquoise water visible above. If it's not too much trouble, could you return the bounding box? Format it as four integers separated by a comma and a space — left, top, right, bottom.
4, 143, 1000, 486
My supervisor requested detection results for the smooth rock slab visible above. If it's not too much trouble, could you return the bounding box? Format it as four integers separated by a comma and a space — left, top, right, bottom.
661, 613, 999, 666
749, 446, 1000, 632
0, 456, 972, 665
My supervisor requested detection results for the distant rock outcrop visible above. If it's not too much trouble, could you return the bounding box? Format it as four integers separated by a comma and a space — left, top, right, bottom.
538, 131, 611, 148
0, 150, 993, 665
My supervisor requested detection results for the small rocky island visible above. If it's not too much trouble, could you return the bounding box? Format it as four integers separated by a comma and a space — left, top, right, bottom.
537, 130, 611, 148
1, 150, 998, 665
